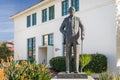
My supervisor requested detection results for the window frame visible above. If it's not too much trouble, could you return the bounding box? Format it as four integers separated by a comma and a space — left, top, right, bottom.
49, 5, 55, 20
62, 0, 69, 16
71, 0, 79, 11
27, 37, 36, 62
32, 13, 37, 26
27, 15, 31, 27
43, 34, 54, 46
42, 8, 47, 22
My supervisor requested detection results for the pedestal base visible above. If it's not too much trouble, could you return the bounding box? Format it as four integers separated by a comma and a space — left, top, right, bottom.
51, 72, 94, 80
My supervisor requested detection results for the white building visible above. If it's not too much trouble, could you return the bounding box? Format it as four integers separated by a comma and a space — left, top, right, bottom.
11, 0, 117, 73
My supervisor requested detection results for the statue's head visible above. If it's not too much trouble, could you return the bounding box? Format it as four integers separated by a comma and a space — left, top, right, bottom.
69, 6, 75, 16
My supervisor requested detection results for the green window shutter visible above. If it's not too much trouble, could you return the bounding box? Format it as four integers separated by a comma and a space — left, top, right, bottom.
43, 36, 45, 45
42, 9, 47, 22
33, 38, 35, 55
62, 2, 64, 16
27, 39, 29, 59
32, 38, 35, 62
48, 34, 50, 45
32, 13, 37, 25
27, 38, 32, 60
27, 15, 31, 27
44, 9, 47, 21
49, 6, 51, 20
71, 0, 79, 11
48, 34, 54, 46
62, 0, 69, 16
49, 5, 54, 20
32, 38, 33, 57
75, 0, 79, 11
52, 6, 54, 19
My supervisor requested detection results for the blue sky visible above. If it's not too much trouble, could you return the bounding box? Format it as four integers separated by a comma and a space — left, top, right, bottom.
0, 0, 40, 41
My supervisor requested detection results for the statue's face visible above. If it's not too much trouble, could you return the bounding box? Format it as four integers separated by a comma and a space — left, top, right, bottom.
69, 7, 75, 16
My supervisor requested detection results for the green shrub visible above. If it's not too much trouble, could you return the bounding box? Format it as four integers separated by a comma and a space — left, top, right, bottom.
49, 56, 66, 72
49, 53, 107, 73
84, 54, 107, 73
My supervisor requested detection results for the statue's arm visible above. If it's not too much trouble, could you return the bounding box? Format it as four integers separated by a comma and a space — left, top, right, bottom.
79, 18, 85, 40
60, 19, 66, 35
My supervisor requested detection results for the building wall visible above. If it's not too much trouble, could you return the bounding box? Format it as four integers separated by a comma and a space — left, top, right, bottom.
13, 0, 116, 73
80, 0, 117, 73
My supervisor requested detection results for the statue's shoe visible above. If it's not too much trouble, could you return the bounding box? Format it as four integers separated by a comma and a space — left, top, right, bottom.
66, 71, 70, 74
74, 71, 79, 73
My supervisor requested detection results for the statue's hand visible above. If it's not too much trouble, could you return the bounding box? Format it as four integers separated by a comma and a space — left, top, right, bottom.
81, 34, 85, 40
63, 31, 66, 36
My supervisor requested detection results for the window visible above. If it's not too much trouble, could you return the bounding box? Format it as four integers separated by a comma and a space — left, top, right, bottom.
42, 9, 47, 22
49, 6, 54, 20
27, 15, 31, 27
71, 0, 79, 11
32, 13, 37, 25
27, 38, 36, 62
62, 0, 69, 16
42, 5, 55, 22
27, 13, 37, 27
43, 34, 53, 46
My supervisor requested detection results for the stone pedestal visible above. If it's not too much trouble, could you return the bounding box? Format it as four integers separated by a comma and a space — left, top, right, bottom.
51, 72, 94, 80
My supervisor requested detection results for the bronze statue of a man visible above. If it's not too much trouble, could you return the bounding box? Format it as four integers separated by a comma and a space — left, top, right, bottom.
60, 7, 85, 73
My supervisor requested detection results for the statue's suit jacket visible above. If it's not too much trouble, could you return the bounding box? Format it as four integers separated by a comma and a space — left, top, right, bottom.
60, 16, 84, 44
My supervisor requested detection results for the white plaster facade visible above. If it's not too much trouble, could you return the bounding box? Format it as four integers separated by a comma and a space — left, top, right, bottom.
11, 0, 117, 73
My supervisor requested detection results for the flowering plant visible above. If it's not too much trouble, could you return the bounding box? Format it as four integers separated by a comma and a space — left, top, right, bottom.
0, 56, 52, 80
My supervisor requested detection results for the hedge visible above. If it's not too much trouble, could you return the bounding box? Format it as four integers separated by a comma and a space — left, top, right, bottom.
49, 54, 107, 73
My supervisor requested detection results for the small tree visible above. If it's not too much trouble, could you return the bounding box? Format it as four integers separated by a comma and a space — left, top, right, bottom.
0, 43, 11, 60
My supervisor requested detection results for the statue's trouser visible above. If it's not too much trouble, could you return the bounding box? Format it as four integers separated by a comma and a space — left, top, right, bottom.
66, 42, 80, 73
